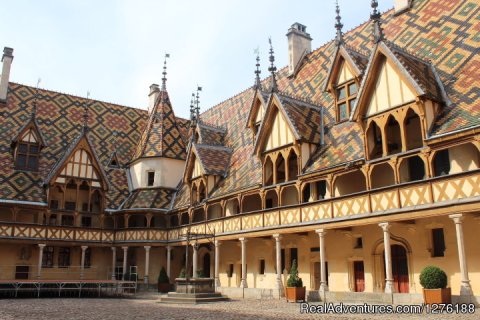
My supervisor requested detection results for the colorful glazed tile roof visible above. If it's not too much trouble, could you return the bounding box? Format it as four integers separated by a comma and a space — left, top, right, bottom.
193, 144, 232, 177
132, 90, 187, 161
122, 188, 175, 210
197, 122, 226, 146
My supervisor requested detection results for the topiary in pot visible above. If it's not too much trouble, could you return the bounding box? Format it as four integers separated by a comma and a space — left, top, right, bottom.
157, 267, 171, 293
420, 266, 451, 304
285, 259, 305, 302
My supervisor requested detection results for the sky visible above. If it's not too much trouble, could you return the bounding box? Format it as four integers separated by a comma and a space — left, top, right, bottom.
0, 0, 392, 119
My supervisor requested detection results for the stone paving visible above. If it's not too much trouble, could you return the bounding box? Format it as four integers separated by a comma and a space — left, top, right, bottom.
0, 298, 478, 320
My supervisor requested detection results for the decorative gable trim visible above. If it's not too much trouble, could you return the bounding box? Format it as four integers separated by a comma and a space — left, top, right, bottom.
246, 89, 268, 129
11, 118, 47, 147
323, 45, 365, 93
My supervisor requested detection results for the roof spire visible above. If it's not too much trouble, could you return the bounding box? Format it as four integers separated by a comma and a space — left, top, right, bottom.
161, 53, 170, 91
371, 0, 384, 43
268, 37, 277, 93
32, 78, 41, 119
83, 91, 90, 133
189, 92, 196, 124
335, 0, 344, 45
253, 48, 262, 90
195, 86, 202, 122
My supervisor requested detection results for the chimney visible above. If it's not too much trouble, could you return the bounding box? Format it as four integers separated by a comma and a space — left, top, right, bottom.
286, 23, 312, 76
394, 0, 412, 15
0, 47, 14, 102
148, 83, 160, 113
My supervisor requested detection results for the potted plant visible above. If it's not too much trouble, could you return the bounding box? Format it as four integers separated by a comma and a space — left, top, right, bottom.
420, 265, 451, 304
178, 267, 186, 278
157, 267, 170, 293
196, 269, 205, 278
285, 259, 306, 302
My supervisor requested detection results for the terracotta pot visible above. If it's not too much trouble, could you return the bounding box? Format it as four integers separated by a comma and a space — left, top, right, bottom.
423, 288, 452, 304
158, 282, 171, 293
285, 286, 306, 302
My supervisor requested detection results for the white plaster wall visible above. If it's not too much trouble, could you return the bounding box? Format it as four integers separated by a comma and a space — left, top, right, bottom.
130, 158, 185, 189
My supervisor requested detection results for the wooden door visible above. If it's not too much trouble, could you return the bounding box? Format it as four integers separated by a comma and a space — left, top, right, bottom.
353, 261, 365, 292
203, 253, 211, 278
391, 245, 409, 293
313, 262, 320, 290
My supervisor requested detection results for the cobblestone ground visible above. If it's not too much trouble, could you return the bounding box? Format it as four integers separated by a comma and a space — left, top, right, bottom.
0, 298, 478, 320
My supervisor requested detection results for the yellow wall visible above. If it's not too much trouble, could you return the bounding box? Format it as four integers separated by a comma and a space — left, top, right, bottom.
336, 59, 354, 84
366, 57, 415, 116
265, 109, 295, 151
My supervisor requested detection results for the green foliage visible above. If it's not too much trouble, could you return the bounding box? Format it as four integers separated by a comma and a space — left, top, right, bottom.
286, 259, 303, 288
420, 265, 448, 289
196, 269, 205, 278
158, 267, 169, 284
179, 267, 186, 278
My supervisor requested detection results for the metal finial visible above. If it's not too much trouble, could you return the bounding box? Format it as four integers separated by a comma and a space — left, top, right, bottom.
253, 48, 262, 90
371, 0, 384, 43
32, 78, 41, 119
161, 53, 170, 91
335, 0, 344, 45
268, 38, 277, 93
195, 86, 202, 121
83, 91, 90, 132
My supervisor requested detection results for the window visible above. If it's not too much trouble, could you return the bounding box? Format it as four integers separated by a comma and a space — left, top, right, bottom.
81, 216, 92, 227
354, 237, 363, 249
61, 215, 74, 226
84, 248, 91, 268
432, 228, 445, 257
259, 259, 266, 275
433, 149, 450, 177
65, 201, 76, 211
15, 128, 41, 171
336, 80, 357, 122
227, 263, 234, 278
147, 171, 155, 186
58, 247, 71, 268
42, 246, 54, 268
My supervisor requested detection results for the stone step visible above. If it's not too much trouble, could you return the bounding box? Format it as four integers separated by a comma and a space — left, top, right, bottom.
166, 292, 224, 299
158, 293, 230, 304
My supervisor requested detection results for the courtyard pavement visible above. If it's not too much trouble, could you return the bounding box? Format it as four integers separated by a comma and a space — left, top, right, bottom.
0, 298, 478, 320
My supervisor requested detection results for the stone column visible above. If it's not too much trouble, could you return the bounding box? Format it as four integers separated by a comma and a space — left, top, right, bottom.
316, 229, 329, 295
111, 247, 117, 280
122, 246, 128, 280
80, 246, 88, 280
192, 244, 198, 278
166, 246, 172, 281
449, 214, 473, 297
379, 223, 394, 293
37, 244, 46, 279
214, 240, 221, 287
239, 237, 248, 288
272, 234, 283, 295
144, 246, 151, 284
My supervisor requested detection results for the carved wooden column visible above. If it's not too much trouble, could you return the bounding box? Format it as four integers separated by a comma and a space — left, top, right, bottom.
111, 247, 117, 280
144, 246, 151, 284
122, 246, 128, 280
272, 234, 283, 296
214, 240, 221, 287
166, 245, 172, 281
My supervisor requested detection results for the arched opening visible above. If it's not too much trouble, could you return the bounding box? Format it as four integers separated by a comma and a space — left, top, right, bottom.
191, 184, 198, 205
202, 253, 211, 278
405, 109, 423, 150
128, 215, 147, 228
435, 143, 480, 175
198, 181, 206, 202
287, 150, 299, 181
276, 154, 286, 184
91, 190, 102, 213
192, 208, 205, 223
225, 198, 240, 216
207, 203, 222, 220
104, 216, 114, 229
385, 116, 402, 155
399, 156, 425, 183
367, 121, 383, 160
302, 184, 311, 203
265, 190, 278, 209
264, 156, 274, 186
370, 163, 395, 189
303, 180, 328, 202
389, 245, 409, 293
65, 179, 77, 211
242, 194, 262, 213
433, 149, 450, 177
78, 181, 90, 212
117, 216, 125, 229
0, 208, 13, 222
152, 215, 166, 228
49, 186, 64, 210
170, 215, 179, 228
181, 212, 190, 225
281, 185, 298, 206
334, 170, 367, 197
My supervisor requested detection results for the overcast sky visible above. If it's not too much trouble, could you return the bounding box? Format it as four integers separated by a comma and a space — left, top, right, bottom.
0, 0, 391, 119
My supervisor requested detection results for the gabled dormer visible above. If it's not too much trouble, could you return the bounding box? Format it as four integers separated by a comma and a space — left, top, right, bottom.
246, 89, 269, 139
11, 112, 46, 172
350, 41, 447, 160
323, 45, 367, 122
184, 143, 232, 204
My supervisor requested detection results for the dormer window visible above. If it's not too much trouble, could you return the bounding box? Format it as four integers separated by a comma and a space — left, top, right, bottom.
147, 171, 155, 186
336, 80, 358, 122
15, 129, 40, 171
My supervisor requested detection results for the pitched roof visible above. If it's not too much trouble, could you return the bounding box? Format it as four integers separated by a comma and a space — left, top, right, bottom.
122, 187, 175, 210
197, 122, 226, 146
11, 115, 47, 146
132, 90, 186, 161
194, 144, 232, 177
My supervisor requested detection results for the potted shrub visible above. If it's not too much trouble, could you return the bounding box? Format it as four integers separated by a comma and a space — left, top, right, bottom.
285, 259, 306, 302
157, 267, 170, 293
420, 265, 451, 304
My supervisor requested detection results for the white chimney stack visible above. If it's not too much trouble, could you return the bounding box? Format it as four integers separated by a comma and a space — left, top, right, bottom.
148, 83, 160, 113
0, 47, 14, 102
394, 0, 412, 14
287, 23, 312, 76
